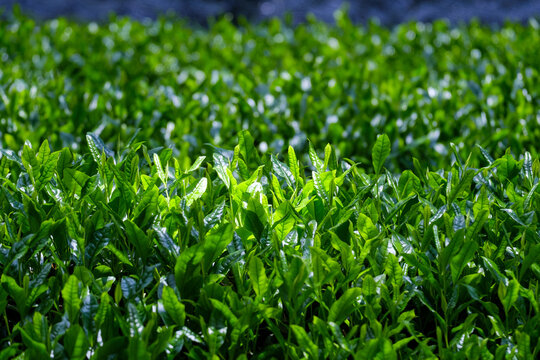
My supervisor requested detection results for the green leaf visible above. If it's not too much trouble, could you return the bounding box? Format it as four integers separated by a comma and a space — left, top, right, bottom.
248, 256, 268, 298
328, 287, 362, 325
18, 326, 49, 359
35, 151, 59, 191
153, 227, 180, 258
476, 145, 494, 165
290, 325, 318, 358
87, 133, 103, 164
185, 178, 207, 206
1, 275, 26, 316
161, 286, 185, 326
106, 243, 134, 266
86, 132, 114, 159
22, 143, 38, 177
237, 130, 257, 164
495, 151, 518, 182
450, 239, 478, 284
202, 223, 233, 272
272, 202, 295, 241
64, 325, 89, 360
288, 146, 300, 184
62, 275, 81, 322
397, 170, 422, 199
309, 140, 324, 173
187, 156, 206, 173
385, 254, 403, 289
94, 292, 111, 330
523, 151, 533, 183
132, 184, 159, 220
363, 275, 377, 297
126, 302, 144, 337
498, 279, 520, 315
63, 168, 90, 196
524, 182, 539, 211
313, 171, 329, 203
372, 134, 391, 175
357, 213, 379, 240
154, 152, 168, 186
36, 139, 50, 166
447, 168, 475, 205
272, 155, 295, 188
466, 209, 489, 241
125, 220, 152, 258
520, 244, 540, 280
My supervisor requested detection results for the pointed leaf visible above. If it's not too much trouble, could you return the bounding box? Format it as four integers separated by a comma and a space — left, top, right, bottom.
249, 256, 268, 298
372, 134, 391, 175
328, 287, 362, 324
162, 286, 185, 326
185, 178, 207, 206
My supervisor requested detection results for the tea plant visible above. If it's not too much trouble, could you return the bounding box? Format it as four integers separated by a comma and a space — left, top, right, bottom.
0, 11, 539, 171
1, 132, 539, 358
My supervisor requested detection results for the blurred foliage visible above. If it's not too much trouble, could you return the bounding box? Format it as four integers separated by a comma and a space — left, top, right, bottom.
0, 10, 538, 171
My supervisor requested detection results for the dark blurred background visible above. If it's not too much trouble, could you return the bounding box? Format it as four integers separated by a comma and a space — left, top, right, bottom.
2, 0, 540, 25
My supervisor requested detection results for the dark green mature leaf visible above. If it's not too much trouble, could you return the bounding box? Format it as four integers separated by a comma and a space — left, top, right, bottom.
125, 220, 152, 257
372, 134, 391, 175
132, 185, 159, 220
1, 275, 26, 316
162, 286, 185, 326
64, 325, 89, 360
290, 325, 318, 359
520, 244, 540, 280
450, 239, 479, 284
154, 227, 180, 258
202, 223, 233, 272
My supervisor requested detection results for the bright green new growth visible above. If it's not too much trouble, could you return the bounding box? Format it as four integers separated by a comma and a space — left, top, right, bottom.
0, 132, 538, 359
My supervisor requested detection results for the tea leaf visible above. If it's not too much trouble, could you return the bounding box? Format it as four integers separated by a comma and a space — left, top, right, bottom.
248, 256, 268, 298
372, 134, 391, 175
328, 287, 362, 324
162, 286, 186, 326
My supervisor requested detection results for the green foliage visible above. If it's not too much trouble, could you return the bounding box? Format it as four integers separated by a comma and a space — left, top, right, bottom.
0, 9, 539, 359
0, 13, 539, 171
0, 132, 538, 358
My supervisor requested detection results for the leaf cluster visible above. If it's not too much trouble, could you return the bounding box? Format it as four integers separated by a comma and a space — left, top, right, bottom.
0, 13, 539, 170
0, 133, 539, 358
